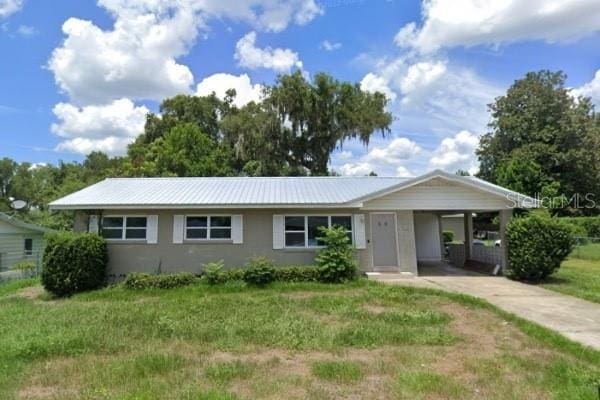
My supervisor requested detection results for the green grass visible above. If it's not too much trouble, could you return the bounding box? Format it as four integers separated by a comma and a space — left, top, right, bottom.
542, 258, 600, 303
311, 360, 364, 382
0, 277, 38, 297
1, 279, 599, 399
570, 242, 600, 261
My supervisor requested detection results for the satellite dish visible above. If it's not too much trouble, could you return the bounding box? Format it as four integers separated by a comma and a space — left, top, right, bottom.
10, 200, 27, 210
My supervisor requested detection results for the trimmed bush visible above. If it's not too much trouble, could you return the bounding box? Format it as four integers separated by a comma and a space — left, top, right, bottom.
41, 232, 108, 297
274, 266, 320, 282
559, 217, 600, 238
316, 226, 357, 283
442, 231, 454, 243
123, 272, 197, 289
243, 257, 276, 286
506, 214, 575, 282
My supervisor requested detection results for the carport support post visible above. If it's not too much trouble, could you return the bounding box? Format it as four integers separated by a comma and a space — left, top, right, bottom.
499, 209, 513, 272
463, 212, 473, 261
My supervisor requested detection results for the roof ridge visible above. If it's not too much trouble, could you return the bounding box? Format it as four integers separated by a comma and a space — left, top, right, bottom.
104, 176, 410, 180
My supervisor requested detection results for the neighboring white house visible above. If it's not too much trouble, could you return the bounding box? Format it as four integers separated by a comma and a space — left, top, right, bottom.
0, 212, 49, 271
441, 213, 474, 242
49, 170, 536, 277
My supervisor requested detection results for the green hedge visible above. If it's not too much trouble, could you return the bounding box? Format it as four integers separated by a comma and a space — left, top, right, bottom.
442, 230, 454, 243
123, 272, 197, 289
506, 214, 575, 282
558, 217, 600, 237
41, 232, 108, 297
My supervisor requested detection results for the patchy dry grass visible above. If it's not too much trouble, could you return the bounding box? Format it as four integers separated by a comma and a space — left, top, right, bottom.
0, 279, 599, 399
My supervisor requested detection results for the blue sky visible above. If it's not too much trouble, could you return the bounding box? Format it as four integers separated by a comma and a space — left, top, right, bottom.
1, 0, 599, 176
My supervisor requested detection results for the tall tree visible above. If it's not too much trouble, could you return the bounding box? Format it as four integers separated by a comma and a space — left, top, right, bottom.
477, 70, 600, 214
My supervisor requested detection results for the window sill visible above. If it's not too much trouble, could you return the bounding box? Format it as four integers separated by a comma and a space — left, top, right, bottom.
282, 247, 321, 252
105, 239, 149, 244
183, 239, 234, 244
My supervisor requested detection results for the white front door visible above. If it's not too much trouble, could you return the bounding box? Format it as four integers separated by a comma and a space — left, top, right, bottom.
371, 213, 399, 268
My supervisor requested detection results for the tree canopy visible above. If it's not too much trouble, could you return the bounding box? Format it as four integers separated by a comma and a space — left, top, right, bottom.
477, 70, 600, 215
0, 71, 393, 228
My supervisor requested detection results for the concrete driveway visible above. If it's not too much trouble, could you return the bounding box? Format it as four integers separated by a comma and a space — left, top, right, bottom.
369, 263, 600, 350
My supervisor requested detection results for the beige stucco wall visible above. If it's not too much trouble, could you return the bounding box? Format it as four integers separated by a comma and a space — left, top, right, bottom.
75, 209, 372, 278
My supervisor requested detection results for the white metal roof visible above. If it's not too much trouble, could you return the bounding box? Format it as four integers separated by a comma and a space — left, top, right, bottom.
48, 170, 537, 210
49, 176, 409, 209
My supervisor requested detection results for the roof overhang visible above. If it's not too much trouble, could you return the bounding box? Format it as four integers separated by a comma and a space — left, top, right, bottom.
49, 203, 366, 211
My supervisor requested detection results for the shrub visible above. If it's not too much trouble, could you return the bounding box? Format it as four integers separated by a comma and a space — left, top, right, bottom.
123, 272, 197, 289
506, 214, 575, 282
243, 257, 275, 286
203, 260, 228, 285
315, 226, 357, 283
11, 261, 36, 272
202, 261, 245, 285
274, 266, 320, 282
442, 231, 454, 243
559, 216, 600, 238
41, 232, 108, 297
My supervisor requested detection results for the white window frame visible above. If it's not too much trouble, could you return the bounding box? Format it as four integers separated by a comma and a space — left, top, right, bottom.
101, 215, 148, 241
184, 215, 232, 241
284, 215, 353, 249
24, 238, 33, 256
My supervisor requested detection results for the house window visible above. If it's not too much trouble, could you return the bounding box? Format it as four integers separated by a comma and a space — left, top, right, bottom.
24, 238, 33, 255
101, 216, 147, 240
285, 215, 353, 248
185, 216, 231, 240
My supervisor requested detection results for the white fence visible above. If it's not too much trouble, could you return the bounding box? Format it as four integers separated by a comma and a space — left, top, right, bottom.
447, 243, 503, 267
471, 244, 503, 266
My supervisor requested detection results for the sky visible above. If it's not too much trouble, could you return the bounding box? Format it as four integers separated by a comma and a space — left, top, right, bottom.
0, 0, 599, 177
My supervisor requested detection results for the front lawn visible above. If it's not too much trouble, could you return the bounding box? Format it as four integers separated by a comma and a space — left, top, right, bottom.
542, 258, 600, 304
1, 279, 599, 399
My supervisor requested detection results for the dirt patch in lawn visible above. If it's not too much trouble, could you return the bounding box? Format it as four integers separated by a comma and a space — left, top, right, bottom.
14, 286, 45, 302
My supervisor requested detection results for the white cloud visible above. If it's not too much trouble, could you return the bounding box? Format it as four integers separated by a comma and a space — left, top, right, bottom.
320, 40, 341, 51
196, 73, 263, 107
360, 73, 397, 101
429, 130, 479, 174
364, 137, 421, 165
337, 150, 353, 160
572, 69, 600, 106
338, 162, 374, 176
199, 0, 323, 32
51, 99, 148, 155
395, 166, 413, 177
234, 31, 303, 73
336, 137, 421, 176
0, 0, 22, 18
399, 61, 446, 105
56, 137, 137, 156
16, 24, 36, 36
396, 0, 600, 54
48, 2, 200, 105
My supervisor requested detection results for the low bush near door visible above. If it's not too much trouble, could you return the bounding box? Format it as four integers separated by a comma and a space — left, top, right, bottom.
41, 232, 108, 297
316, 226, 357, 283
505, 214, 575, 282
